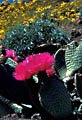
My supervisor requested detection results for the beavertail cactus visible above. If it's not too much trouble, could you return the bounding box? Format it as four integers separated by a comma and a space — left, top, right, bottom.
0, 95, 22, 117
0, 102, 12, 117
39, 75, 72, 119
65, 41, 82, 76
0, 95, 13, 117
54, 48, 66, 79
74, 73, 82, 98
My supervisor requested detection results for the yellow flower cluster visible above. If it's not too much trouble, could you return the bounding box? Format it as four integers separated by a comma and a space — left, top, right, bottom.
0, 0, 82, 40
51, 0, 82, 22
34, 5, 51, 13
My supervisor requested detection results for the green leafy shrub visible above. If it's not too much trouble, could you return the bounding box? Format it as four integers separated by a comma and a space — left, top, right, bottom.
1, 20, 71, 61
26, 19, 71, 45
1, 24, 29, 61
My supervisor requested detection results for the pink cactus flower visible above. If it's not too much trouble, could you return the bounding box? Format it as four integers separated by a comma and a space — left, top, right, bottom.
13, 52, 55, 81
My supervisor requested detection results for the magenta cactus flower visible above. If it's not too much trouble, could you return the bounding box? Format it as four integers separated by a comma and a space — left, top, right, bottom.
13, 52, 55, 81
5, 49, 18, 62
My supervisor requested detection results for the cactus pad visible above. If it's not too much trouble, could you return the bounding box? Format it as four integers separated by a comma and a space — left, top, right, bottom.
65, 41, 82, 76
74, 73, 82, 98
0, 95, 13, 117
39, 75, 72, 119
54, 48, 66, 79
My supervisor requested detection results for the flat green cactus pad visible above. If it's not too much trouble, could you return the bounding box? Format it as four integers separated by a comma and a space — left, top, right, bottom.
54, 48, 66, 79
0, 95, 13, 117
39, 76, 72, 119
0, 101, 12, 117
74, 73, 82, 98
0, 95, 23, 117
65, 41, 82, 76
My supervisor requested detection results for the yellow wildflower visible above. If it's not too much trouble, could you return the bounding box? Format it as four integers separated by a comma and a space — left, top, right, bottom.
0, 30, 5, 34
4, 5, 11, 11
41, 13, 45, 16
76, 16, 79, 18
18, 0, 22, 4
22, 14, 25, 17
53, 17, 58, 21
0, 7, 2, 10
28, 18, 35, 23
59, 16, 65, 20
10, 3, 15, 8
23, 21, 27, 24
51, 13, 54, 16
71, 18, 75, 22
71, 9, 75, 12
57, 11, 61, 15
61, 2, 66, 7
66, 12, 70, 16
34, 7, 43, 13
2, 1, 8, 5
20, 6, 24, 10
25, 24, 29, 27
75, 13, 81, 16
25, 0, 37, 7
0, 6, 5, 10
44, 5, 51, 10
33, 15, 38, 19
70, 2, 74, 5
0, 35, 5, 40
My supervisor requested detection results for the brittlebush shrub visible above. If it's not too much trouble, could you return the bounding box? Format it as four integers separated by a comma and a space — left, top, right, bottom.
1, 19, 71, 61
